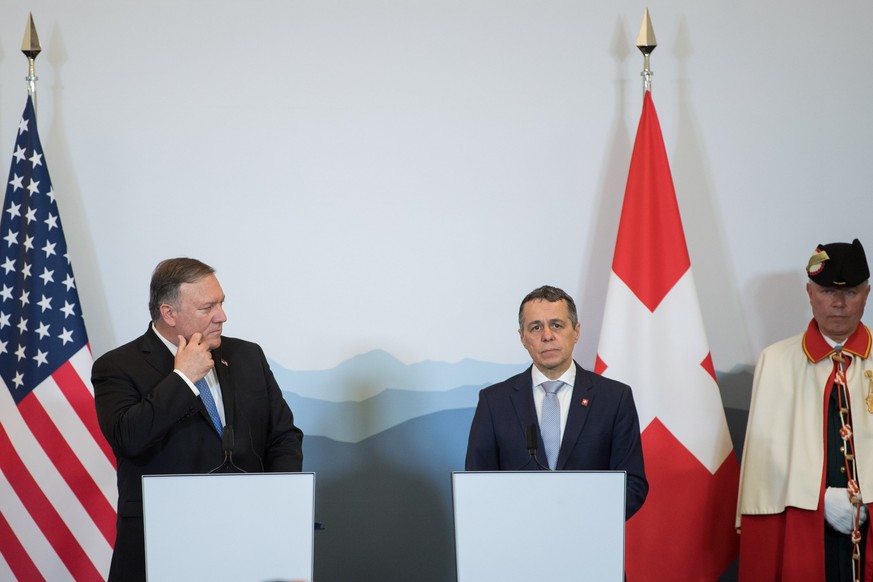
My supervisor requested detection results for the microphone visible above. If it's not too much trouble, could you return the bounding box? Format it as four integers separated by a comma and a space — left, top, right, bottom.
526, 424, 538, 457
222, 425, 235, 456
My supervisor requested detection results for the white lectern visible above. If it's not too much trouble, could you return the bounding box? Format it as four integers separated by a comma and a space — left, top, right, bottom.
142, 472, 315, 582
452, 471, 625, 582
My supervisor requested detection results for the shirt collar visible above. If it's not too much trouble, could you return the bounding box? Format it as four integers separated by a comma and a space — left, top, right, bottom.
531, 362, 577, 390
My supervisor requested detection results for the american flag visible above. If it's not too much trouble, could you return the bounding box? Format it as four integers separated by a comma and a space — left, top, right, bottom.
0, 96, 116, 581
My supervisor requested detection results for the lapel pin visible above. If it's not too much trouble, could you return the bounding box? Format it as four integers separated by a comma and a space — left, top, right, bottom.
221, 359, 228, 367
581, 398, 590, 407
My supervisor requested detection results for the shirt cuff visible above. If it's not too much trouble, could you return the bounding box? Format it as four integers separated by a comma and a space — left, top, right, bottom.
173, 369, 199, 395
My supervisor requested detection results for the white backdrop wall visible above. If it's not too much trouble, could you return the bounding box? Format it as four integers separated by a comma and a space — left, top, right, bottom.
1, 1, 871, 580
3, 1, 870, 377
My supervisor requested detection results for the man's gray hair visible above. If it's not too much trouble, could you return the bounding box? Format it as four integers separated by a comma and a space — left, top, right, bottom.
148, 258, 215, 321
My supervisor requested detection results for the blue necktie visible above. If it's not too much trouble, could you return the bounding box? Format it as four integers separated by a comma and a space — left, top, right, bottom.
541, 380, 563, 470
195, 377, 223, 436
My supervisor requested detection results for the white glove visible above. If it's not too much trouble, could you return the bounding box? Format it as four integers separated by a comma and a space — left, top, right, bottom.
824, 487, 868, 534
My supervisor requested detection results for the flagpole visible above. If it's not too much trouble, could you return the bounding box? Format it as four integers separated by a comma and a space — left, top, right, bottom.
636, 8, 657, 94
2, 16, 117, 578
21, 13, 42, 114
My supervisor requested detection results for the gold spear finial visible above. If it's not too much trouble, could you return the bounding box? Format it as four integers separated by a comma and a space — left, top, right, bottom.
22, 13, 42, 59
636, 8, 657, 55
21, 13, 42, 105
636, 8, 657, 93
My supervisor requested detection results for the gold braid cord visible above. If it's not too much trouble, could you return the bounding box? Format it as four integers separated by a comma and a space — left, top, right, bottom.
833, 350, 863, 582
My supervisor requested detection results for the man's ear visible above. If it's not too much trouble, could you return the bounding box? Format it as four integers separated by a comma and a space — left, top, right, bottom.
159, 303, 176, 327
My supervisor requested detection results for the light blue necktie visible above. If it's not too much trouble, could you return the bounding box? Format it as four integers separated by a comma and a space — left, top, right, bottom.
195, 377, 223, 436
541, 380, 563, 470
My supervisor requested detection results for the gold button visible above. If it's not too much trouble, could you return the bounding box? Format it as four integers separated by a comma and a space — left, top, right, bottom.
840, 467, 847, 473
840, 446, 845, 453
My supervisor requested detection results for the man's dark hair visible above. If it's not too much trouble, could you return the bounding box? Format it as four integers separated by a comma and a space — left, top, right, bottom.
518, 285, 578, 329
149, 258, 215, 322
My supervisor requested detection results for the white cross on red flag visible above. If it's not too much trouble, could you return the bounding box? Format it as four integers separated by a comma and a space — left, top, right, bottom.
595, 90, 739, 580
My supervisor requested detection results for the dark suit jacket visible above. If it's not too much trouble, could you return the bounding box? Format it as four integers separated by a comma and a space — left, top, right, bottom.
93, 326, 304, 582
465, 363, 648, 518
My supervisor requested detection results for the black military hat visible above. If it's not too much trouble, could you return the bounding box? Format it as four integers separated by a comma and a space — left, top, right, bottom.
806, 239, 870, 287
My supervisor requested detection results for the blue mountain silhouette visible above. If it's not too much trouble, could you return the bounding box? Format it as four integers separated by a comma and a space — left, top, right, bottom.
270, 349, 526, 442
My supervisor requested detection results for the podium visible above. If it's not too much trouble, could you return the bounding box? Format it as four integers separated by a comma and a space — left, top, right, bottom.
452, 471, 625, 582
142, 472, 315, 582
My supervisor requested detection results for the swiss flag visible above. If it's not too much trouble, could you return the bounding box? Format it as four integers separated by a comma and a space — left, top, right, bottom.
595, 90, 739, 580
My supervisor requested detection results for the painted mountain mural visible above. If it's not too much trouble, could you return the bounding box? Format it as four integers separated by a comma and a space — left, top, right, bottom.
267, 349, 751, 582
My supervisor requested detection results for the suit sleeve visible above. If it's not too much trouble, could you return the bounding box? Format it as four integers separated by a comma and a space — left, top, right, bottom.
611, 385, 648, 519
93, 352, 200, 459
465, 389, 500, 470
255, 345, 304, 472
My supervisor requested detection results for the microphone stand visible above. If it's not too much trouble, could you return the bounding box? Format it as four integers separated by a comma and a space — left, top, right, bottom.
517, 424, 550, 471
209, 426, 246, 473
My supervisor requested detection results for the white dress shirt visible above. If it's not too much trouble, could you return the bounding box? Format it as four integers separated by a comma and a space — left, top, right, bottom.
531, 363, 576, 441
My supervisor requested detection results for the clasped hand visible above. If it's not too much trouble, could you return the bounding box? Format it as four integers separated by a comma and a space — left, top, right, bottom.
825, 486, 869, 534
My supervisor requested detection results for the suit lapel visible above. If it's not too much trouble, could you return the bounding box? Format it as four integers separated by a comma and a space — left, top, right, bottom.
139, 326, 175, 376
509, 368, 537, 429
212, 345, 235, 431
557, 363, 594, 470
509, 367, 545, 466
